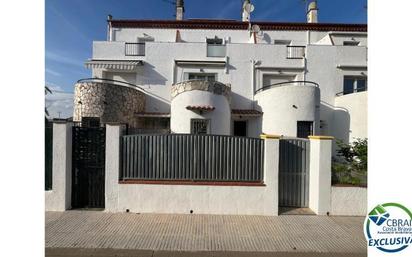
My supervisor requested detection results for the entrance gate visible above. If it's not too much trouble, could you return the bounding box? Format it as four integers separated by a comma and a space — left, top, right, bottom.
279, 138, 310, 207
72, 125, 106, 209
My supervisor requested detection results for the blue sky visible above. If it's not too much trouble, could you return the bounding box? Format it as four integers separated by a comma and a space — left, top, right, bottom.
45, 0, 366, 117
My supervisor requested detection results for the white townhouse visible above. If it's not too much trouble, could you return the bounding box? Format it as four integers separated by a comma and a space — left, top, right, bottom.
74, 0, 367, 144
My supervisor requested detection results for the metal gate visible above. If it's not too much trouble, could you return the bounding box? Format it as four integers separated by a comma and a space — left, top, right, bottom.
279, 138, 310, 207
72, 126, 106, 209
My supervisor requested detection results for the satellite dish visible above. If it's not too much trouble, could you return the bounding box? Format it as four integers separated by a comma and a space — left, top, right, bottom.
251, 24, 261, 33
244, 3, 254, 13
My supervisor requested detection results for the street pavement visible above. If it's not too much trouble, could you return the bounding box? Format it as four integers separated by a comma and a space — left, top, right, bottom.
46, 211, 366, 257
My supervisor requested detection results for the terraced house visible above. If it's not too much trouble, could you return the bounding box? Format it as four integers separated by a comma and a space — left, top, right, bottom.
46, 0, 367, 216
74, 0, 367, 144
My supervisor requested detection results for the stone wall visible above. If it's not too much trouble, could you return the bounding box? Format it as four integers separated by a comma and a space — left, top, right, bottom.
171, 80, 231, 102
73, 82, 145, 128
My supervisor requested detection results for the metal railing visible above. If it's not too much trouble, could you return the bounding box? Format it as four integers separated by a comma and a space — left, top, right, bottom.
255, 81, 319, 94
207, 44, 226, 57
287, 46, 305, 59
120, 134, 265, 182
125, 42, 145, 56
77, 78, 145, 91
336, 87, 368, 96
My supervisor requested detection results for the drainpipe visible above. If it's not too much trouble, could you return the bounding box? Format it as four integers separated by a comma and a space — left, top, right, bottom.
304, 30, 310, 81
251, 60, 256, 103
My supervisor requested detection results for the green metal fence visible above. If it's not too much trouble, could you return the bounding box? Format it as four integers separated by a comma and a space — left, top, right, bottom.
121, 134, 265, 182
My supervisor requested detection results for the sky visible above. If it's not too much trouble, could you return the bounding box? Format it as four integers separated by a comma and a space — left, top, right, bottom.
45, 0, 367, 118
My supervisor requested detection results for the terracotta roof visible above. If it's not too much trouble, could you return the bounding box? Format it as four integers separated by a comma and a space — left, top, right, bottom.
110, 19, 367, 32
231, 109, 263, 116
186, 105, 215, 111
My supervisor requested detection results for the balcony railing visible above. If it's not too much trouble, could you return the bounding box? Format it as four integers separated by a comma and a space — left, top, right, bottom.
287, 46, 305, 59
336, 87, 368, 96
255, 80, 319, 94
207, 44, 226, 57
125, 43, 145, 56
77, 78, 144, 90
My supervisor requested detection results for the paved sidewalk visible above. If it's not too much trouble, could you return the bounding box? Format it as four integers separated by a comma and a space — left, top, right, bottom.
46, 211, 366, 256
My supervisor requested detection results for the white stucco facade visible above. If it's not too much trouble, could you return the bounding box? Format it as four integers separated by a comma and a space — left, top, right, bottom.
78, 17, 367, 141
170, 89, 231, 135
334, 91, 368, 143
255, 84, 320, 136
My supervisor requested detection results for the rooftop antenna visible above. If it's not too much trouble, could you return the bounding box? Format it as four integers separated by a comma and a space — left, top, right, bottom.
242, 0, 254, 22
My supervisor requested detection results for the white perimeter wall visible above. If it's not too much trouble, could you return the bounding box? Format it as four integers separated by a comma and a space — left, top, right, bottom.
45, 123, 72, 211
331, 186, 367, 216
105, 125, 279, 216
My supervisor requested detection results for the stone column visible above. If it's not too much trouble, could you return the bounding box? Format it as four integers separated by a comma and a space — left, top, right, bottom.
105, 123, 124, 212
45, 121, 73, 211
308, 136, 334, 215
260, 134, 280, 216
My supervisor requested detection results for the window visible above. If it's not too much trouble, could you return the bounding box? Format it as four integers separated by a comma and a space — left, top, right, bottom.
343, 41, 360, 46
233, 121, 247, 137
191, 119, 210, 134
343, 76, 367, 95
297, 121, 313, 138
188, 73, 216, 82
207, 37, 226, 57
274, 40, 291, 45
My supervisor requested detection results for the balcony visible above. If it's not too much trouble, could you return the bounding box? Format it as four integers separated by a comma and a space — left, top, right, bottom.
287, 46, 305, 59
255, 81, 319, 94
125, 43, 145, 56
207, 44, 226, 57
92, 41, 145, 60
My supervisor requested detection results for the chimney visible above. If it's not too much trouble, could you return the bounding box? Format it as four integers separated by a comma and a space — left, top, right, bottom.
306, 1, 318, 23
176, 0, 184, 20
242, 0, 251, 22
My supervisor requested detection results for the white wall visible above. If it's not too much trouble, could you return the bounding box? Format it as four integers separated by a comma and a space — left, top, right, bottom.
255, 84, 320, 137
333, 91, 367, 143
309, 137, 332, 215
105, 125, 280, 216
170, 90, 231, 135
45, 122, 72, 211
90, 27, 367, 139
331, 186, 367, 216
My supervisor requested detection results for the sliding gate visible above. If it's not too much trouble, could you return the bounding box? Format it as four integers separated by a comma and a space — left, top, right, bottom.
279, 138, 310, 207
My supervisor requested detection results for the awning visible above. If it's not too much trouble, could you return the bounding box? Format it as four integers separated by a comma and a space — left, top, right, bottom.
231, 109, 263, 117
85, 60, 144, 70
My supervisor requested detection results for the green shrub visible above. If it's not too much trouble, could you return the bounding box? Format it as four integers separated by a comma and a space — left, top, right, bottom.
332, 138, 367, 186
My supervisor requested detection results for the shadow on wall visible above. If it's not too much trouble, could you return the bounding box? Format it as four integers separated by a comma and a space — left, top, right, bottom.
320, 101, 350, 143
320, 101, 350, 156
145, 94, 170, 113
137, 63, 168, 86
